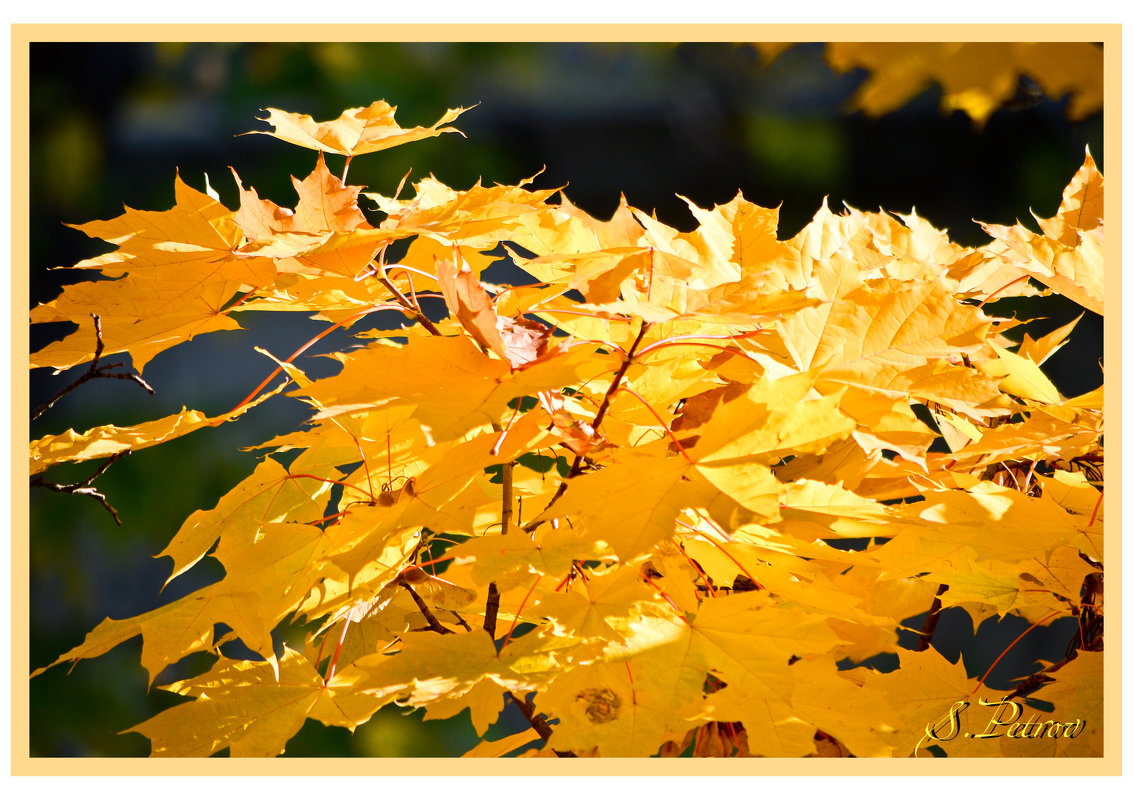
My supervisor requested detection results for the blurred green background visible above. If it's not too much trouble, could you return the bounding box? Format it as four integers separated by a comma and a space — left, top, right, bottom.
27, 41, 1104, 757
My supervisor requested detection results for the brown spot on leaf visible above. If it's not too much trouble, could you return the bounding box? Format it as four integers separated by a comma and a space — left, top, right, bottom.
576, 687, 621, 723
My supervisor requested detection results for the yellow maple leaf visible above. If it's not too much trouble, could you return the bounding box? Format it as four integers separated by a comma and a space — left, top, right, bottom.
233, 152, 371, 240
690, 591, 844, 756
788, 655, 903, 757
30, 389, 277, 475
126, 647, 381, 757
157, 457, 334, 587
981, 151, 1104, 315
350, 629, 548, 711
1008, 652, 1103, 757
245, 100, 470, 158
366, 174, 560, 249
537, 614, 709, 757
1039, 470, 1103, 519
857, 647, 979, 756
826, 42, 1102, 125
549, 451, 721, 561
31, 175, 277, 372
1017, 313, 1082, 367
781, 276, 995, 403
943, 406, 1101, 471
435, 255, 509, 362
461, 728, 543, 757
422, 677, 507, 737
529, 563, 663, 642
976, 342, 1062, 405
31, 584, 267, 686
298, 334, 619, 444
446, 530, 610, 587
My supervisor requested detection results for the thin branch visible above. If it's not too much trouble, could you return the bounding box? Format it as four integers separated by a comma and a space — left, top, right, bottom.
914, 584, 949, 652
33, 314, 155, 421
483, 583, 501, 642
228, 302, 398, 415
484, 458, 513, 642
523, 320, 651, 533
611, 385, 695, 464
971, 609, 1060, 696
376, 266, 444, 336
978, 274, 1030, 308
30, 449, 132, 525
324, 619, 352, 685
506, 692, 577, 757
399, 579, 454, 635
500, 459, 515, 537
502, 577, 542, 649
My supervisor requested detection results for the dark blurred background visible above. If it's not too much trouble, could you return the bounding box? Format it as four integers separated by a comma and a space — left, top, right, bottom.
27, 41, 1104, 757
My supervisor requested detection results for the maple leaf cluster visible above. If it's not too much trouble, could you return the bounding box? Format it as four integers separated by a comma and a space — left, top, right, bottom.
754, 42, 1104, 125
30, 100, 1104, 758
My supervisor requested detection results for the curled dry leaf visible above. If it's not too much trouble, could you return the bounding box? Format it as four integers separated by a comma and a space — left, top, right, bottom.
538, 389, 608, 457
435, 256, 509, 361
497, 315, 554, 368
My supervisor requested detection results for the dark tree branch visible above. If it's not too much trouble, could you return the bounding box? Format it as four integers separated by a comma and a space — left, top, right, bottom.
30, 449, 132, 525
484, 459, 514, 642
376, 269, 443, 337
32, 314, 155, 422
506, 691, 577, 757
399, 579, 455, 635
523, 320, 651, 534
914, 584, 949, 652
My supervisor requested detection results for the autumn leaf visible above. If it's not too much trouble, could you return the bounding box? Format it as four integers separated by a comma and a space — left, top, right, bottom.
31, 98, 1104, 760
349, 629, 551, 713
233, 152, 371, 241
825, 42, 1103, 125
435, 255, 509, 361
31, 174, 276, 372
30, 388, 279, 475
981, 151, 1104, 315
245, 100, 470, 157
31, 584, 267, 687
366, 174, 560, 249
688, 591, 845, 756
126, 647, 383, 757
297, 333, 619, 443
155, 453, 349, 597
529, 563, 664, 642
538, 614, 710, 757
1013, 652, 1103, 757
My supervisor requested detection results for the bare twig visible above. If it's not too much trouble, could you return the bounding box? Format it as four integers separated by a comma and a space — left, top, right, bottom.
506, 691, 577, 757
482, 583, 501, 641
500, 459, 515, 537
33, 314, 155, 421
30, 449, 132, 525
523, 320, 651, 533
914, 584, 949, 652
399, 578, 455, 635
484, 459, 513, 642
375, 266, 443, 337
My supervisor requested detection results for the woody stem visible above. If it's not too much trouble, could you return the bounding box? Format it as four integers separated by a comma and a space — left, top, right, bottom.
522, 320, 651, 533
375, 265, 443, 336
915, 584, 949, 652
483, 458, 513, 643
506, 692, 577, 757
